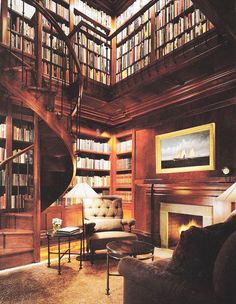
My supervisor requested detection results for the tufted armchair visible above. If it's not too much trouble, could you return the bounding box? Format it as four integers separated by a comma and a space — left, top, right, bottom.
83, 196, 137, 263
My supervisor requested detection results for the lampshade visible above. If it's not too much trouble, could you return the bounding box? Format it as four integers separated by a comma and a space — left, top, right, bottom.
64, 182, 99, 199
217, 182, 236, 202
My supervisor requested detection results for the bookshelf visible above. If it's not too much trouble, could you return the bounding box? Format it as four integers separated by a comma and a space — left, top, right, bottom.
113, 132, 134, 206
116, 6, 152, 82
155, 0, 214, 59
8, 1, 35, 55
0, 103, 34, 211
74, 132, 112, 195
73, 11, 111, 85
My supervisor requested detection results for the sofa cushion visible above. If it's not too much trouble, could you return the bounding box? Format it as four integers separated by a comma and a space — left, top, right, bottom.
213, 231, 236, 302
91, 218, 123, 232
167, 221, 236, 281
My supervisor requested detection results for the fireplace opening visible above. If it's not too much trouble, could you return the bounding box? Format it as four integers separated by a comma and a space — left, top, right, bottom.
168, 213, 203, 248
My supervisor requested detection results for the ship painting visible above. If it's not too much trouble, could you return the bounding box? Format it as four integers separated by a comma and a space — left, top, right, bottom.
158, 128, 212, 170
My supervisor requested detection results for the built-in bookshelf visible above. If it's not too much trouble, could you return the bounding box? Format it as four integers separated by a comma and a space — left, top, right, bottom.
73, 16, 111, 85
114, 132, 134, 204
155, 0, 214, 59
116, 7, 152, 82
75, 133, 111, 195
8, 0, 35, 55
116, 0, 151, 28
0, 106, 34, 211
74, 0, 111, 28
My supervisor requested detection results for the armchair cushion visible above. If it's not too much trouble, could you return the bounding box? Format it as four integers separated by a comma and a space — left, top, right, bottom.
90, 218, 123, 232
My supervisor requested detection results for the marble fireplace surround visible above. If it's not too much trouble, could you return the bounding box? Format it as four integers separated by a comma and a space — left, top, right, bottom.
160, 202, 213, 248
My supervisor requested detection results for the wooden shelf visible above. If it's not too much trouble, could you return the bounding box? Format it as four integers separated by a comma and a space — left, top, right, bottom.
77, 168, 110, 173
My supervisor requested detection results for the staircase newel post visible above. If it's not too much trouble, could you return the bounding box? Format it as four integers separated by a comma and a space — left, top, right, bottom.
33, 114, 41, 262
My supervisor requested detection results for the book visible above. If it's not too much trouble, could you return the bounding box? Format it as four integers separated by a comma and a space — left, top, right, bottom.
56, 226, 81, 234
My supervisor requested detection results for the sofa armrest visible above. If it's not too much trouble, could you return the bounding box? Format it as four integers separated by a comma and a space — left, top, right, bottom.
118, 257, 214, 304
121, 219, 136, 232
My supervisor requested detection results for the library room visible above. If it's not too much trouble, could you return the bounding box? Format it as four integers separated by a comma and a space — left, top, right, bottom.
0, 0, 235, 303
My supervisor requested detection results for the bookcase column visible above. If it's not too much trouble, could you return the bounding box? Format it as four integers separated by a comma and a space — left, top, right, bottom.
0, 0, 9, 44
35, 10, 43, 87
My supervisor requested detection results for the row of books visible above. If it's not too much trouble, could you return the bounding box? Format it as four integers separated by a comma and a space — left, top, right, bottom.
116, 174, 132, 185
74, 15, 107, 36
43, 61, 69, 81
116, 56, 150, 81
51, 0, 69, 21
156, 20, 213, 54
156, 8, 206, 30
0, 194, 6, 209
116, 39, 151, 72
117, 12, 151, 44
75, 138, 110, 153
117, 158, 132, 171
12, 173, 33, 186
10, 194, 27, 209
12, 149, 33, 164
75, 175, 110, 187
43, 32, 67, 53
9, 0, 36, 19
42, 16, 69, 35
117, 25, 151, 56
116, 0, 150, 27
43, 47, 68, 67
115, 191, 132, 203
74, 0, 111, 28
9, 32, 34, 54
156, 15, 209, 45
0, 170, 5, 186
156, 0, 193, 13
13, 125, 34, 142
77, 157, 111, 170
117, 140, 132, 154
75, 33, 110, 58
0, 147, 6, 162
85, 65, 110, 85
0, 123, 6, 138
9, 16, 35, 39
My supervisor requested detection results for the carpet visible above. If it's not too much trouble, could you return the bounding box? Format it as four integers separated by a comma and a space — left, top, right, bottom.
0, 248, 172, 304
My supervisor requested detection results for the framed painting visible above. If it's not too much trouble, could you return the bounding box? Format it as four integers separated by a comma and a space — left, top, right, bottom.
156, 123, 215, 173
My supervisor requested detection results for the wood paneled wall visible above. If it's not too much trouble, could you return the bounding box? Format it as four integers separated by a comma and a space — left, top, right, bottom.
133, 103, 236, 241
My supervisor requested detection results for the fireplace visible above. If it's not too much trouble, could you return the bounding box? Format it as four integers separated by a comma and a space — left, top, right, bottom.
160, 203, 213, 248
168, 213, 203, 248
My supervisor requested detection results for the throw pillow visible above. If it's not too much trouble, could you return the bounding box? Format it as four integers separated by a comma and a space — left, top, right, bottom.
167, 221, 236, 281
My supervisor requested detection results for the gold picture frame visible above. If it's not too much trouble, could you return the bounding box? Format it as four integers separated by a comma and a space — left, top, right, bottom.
156, 123, 215, 173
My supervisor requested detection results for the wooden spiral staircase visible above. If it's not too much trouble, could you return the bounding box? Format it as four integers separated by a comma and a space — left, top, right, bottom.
0, 1, 83, 270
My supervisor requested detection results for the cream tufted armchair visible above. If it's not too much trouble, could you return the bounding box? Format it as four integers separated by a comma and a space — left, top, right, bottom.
83, 196, 137, 263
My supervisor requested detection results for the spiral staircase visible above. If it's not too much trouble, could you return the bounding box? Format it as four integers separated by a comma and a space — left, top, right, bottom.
0, 1, 83, 270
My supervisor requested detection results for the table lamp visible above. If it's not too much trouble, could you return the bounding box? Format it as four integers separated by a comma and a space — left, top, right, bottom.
217, 182, 236, 202
64, 182, 99, 258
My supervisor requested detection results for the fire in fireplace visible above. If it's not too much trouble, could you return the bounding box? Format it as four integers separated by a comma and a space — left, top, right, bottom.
168, 213, 202, 248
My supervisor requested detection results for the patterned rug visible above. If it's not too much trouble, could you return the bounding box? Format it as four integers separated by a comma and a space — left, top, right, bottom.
0, 248, 172, 304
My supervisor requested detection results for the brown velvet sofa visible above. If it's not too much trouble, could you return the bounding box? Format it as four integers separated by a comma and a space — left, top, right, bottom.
118, 212, 236, 304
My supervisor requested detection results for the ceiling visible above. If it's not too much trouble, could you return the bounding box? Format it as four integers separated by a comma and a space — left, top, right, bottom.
86, 0, 136, 16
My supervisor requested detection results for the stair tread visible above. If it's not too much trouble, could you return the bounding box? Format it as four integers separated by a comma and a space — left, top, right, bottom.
0, 228, 33, 235
2, 212, 33, 217
0, 247, 34, 257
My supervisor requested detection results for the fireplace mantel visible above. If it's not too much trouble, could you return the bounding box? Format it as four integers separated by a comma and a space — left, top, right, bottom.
134, 178, 233, 245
